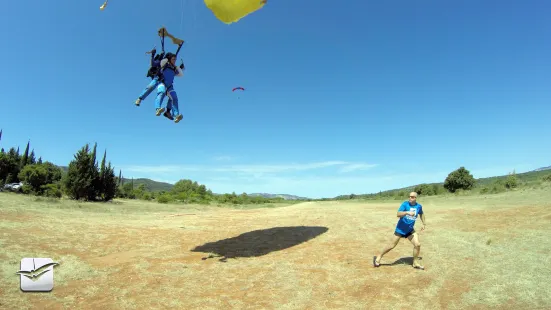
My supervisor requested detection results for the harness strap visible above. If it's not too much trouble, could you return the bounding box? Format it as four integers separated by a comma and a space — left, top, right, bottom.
174, 42, 183, 58
160, 28, 166, 53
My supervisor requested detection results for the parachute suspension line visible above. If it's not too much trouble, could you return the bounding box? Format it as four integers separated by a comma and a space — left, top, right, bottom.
160, 28, 166, 54
180, 0, 185, 35
175, 42, 183, 58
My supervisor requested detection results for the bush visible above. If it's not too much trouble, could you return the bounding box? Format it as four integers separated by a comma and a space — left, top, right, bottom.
444, 167, 475, 193
480, 180, 507, 194
432, 184, 444, 195
41, 183, 63, 198
542, 174, 551, 182
504, 175, 518, 189
21, 184, 32, 194
157, 194, 171, 204
17, 163, 62, 195
414, 184, 435, 196
453, 188, 468, 196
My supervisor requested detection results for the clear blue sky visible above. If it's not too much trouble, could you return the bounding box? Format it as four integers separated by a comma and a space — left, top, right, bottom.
1, 0, 550, 198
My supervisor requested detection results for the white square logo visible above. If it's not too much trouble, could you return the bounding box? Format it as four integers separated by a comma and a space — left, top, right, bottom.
17, 258, 59, 292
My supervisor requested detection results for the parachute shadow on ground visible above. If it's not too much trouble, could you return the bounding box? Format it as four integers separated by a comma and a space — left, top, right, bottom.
191, 226, 329, 262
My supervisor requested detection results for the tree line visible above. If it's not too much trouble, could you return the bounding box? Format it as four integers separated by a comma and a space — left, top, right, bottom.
0, 131, 286, 205
335, 166, 551, 200
0, 136, 118, 201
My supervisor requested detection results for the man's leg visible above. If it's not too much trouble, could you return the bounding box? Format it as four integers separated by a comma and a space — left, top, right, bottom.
135, 78, 159, 106
164, 94, 174, 120
408, 232, 424, 269
167, 90, 183, 123
154, 84, 167, 116
163, 108, 174, 120
374, 233, 402, 266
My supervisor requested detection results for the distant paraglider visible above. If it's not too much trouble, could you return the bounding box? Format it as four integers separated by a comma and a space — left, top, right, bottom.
232, 86, 245, 99
99, 0, 107, 10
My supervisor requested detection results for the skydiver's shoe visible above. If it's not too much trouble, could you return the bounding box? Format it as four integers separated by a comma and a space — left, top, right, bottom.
163, 111, 174, 120
174, 114, 183, 123
135, 98, 141, 106
155, 107, 165, 116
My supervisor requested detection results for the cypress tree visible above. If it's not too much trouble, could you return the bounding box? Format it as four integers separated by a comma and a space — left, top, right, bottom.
29, 150, 36, 165
90, 143, 97, 167
20, 141, 30, 168
64, 144, 93, 200
88, 143, 100, 200
98, 150, 107, 200
103, 161, 117, 201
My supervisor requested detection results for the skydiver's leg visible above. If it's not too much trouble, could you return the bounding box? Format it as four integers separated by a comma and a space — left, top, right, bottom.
164, 92, 174, 120
163, 90, 173, 119
163, 109, 174, 120
154, 83, 167, 116
168, 89, 182, 123
135, 77, 159, 106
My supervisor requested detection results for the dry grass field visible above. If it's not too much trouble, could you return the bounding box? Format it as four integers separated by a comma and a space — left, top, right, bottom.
1, 188, 550, 309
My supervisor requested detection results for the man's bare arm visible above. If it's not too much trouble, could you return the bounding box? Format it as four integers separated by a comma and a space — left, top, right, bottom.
420, 213, 426, 225
397, 211, 414, 218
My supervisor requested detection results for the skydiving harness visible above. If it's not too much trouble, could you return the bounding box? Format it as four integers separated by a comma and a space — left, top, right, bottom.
146, 27, 184, 81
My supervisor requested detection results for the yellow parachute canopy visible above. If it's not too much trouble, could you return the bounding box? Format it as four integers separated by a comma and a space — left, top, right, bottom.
204, 0, 266, 24
99, 0, 107, 10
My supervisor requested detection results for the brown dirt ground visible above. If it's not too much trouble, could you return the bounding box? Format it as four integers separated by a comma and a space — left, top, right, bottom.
1, 192, 550, 309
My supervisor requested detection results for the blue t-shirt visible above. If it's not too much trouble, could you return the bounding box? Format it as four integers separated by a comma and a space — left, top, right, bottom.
395, 201, 423, 235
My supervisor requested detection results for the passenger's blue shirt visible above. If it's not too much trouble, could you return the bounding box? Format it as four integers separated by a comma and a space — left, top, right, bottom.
395, 201, 423, 235
159, 59, 183, 87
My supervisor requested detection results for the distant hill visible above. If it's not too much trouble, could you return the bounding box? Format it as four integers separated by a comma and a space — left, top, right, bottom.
56, 166, 308, 198
57, 166, 174, 192
56, 163, 549, 200
248, 193, 310, 200
334, 166, 551, 199
120, 178, 174, 192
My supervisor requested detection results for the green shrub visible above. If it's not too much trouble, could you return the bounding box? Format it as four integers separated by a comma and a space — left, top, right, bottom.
414, 184, 434, 196
504, 175, 518, 189
157, 194, 171, 204
41, 183, 62, 198
21, 184, 33, 194
142, 192, 152, 201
